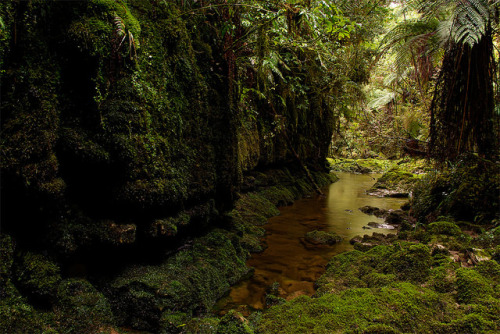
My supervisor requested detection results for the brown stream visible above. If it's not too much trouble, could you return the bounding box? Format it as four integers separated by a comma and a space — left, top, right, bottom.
217, 172, 408, 312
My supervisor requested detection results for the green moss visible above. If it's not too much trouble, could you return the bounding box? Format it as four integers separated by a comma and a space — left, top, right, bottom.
110, 229, 249, 331
14, 252, 61, 299
255, 283, 460, 334
386, 243, 432, 283
0, 234, 14, 289
216, 310, 254, 334
433, 313, 497, 334
260, 185, 296, 206
428, 266, 456, 293
304, 230, 342, 245
456, 268, 495, 304
369, 166, 421, 197
183, 317, 220, 334
474, 260, 500, 282
428, 221, 463, 236
160, 311, 190, 333
149, 212, 190, 238
0, 283, 56, 334
361, 324, 401, 334
362, 272, 397, 288
55, 279, 115, 333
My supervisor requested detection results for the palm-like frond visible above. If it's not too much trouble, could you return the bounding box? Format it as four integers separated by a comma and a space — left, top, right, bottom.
451, 0, 490, 46
410, 0, 496, 47
381, 18, 441, 84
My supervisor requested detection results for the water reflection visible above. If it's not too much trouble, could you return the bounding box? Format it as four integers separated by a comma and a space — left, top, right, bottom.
217, 172, 407, 312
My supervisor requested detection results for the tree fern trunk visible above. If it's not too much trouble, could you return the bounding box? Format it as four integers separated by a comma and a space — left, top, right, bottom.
429, 27, 496, 160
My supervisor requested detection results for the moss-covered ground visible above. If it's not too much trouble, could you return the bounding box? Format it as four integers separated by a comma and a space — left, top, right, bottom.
254, 221, 500, 333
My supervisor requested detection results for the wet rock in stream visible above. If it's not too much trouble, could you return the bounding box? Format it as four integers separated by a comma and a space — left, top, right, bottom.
359, 205, 388, 217
304, 230, 342, 245
359, 205, 409, 228
367, 222, 395, 230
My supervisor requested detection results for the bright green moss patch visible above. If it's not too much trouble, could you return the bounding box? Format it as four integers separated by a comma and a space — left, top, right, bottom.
433, 313, 497, 334
316, 243, 432, 295
386, 243, 431, 283
256, 283, 460, 334
428, 221, 463, 236
456, 268, 496, 304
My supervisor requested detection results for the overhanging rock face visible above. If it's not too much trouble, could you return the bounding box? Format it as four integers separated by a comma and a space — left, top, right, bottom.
1, 0, 334, 251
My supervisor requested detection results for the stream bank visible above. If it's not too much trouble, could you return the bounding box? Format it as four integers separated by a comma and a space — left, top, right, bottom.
0, 165, 336, 333
218, 172, 407, 312
227, 155, 500, 334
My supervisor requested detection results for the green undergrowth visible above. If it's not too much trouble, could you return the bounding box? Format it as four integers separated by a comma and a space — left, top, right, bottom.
0, 235, 116, 334
109, 228, 249, 333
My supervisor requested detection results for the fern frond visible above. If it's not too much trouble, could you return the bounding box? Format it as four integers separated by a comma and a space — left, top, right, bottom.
450, 0, 490, 46
367, 90, 396, 110
114, 14, 126, 37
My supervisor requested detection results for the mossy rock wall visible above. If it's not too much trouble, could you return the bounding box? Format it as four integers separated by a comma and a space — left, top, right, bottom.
0, 1, 337, 332
0, 0, 333, 253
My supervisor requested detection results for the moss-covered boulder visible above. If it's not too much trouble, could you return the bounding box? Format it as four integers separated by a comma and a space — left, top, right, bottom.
54, 279, 115, 333
108, 229, 249, 331
368, 167, 420, 197
13, 252, 61, 300
304, 230, 342, 245
428, 221, 463, 236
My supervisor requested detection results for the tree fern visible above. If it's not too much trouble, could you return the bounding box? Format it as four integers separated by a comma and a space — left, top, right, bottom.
451, 0, 490, 46
381, 0, 498, 160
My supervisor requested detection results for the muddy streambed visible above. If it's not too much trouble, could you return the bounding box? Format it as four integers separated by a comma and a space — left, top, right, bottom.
217, 172, 408, 311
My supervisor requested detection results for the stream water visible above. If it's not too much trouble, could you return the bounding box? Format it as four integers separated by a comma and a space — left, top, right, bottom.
217, 172, 408, 312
